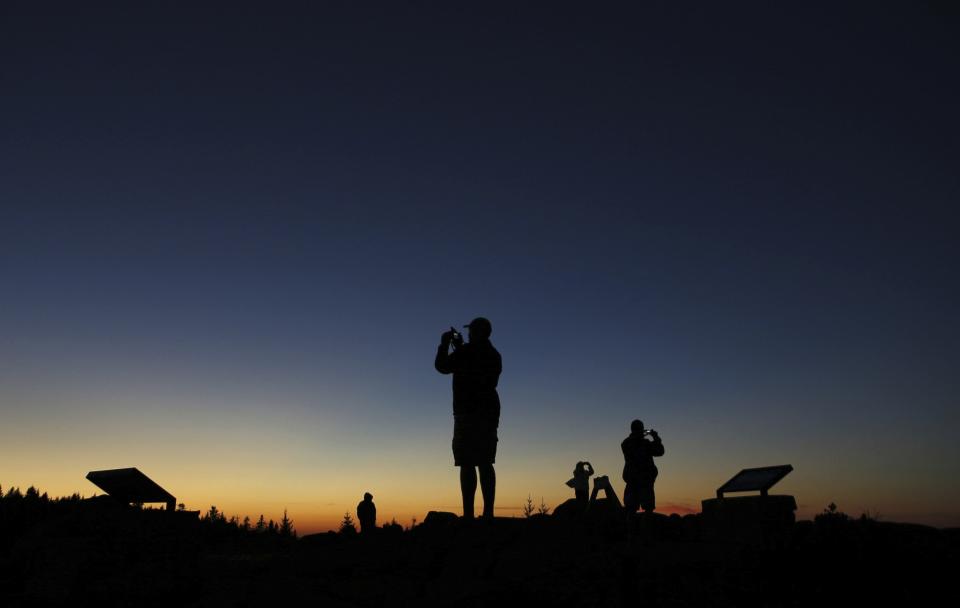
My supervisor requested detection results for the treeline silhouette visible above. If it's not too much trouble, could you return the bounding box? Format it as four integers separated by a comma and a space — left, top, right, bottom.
0, 484, 84, 541
0, 483, 298, 545
200, 504, 297, 538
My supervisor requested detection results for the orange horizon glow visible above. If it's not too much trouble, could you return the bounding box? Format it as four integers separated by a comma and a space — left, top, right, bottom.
4, 467, 957, 535
5, 392, 958, 535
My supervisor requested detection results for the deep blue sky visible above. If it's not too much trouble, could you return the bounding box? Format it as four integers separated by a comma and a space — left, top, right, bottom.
1, 2, 958, 528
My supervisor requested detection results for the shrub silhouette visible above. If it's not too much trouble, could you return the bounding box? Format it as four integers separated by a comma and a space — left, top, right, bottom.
815, 502, 850, 523
339, 512, 357, 536
383, 517, 403, 533
522, 494, 550, 517
537, 497, 550, 516
522, 495, 535, 518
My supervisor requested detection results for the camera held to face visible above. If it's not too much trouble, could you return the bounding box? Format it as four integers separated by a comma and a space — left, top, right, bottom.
442, 326, 463, 347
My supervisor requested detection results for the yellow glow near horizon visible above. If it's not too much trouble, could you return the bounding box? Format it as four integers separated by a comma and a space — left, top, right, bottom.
5, 451, 959, 534
4, 393, 959, 533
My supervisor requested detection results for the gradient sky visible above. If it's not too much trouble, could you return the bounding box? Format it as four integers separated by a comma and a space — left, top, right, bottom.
2, 2, 958, 533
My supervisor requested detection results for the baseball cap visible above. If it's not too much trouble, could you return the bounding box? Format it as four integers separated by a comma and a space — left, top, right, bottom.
463, 317, 492, 337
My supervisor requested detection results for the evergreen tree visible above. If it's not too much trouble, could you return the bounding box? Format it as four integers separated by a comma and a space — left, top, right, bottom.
522, 495, 535, 518
537, 497, 550, 516
256, 514, 266, 532
242, 516, 251, 532
339, 512, 357, 535
279, 509, 296, 538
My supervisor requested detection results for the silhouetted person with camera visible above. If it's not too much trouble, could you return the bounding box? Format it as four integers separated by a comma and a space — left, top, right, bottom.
621, 420, 664, 514
435, 317, 502, 520
569, 461, 594, 507
357, 492, 376, 534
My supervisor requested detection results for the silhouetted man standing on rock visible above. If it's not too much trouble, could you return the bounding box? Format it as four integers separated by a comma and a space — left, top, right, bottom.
435, 317, 502, 520
621, 420, 664, 514
357, 492, 376, 534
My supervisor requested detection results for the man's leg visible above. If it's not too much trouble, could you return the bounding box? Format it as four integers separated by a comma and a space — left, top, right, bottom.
478, 463, 496, 518
460, 466, 477, 519
623, 483, 640, 513
640, 484, 656, 513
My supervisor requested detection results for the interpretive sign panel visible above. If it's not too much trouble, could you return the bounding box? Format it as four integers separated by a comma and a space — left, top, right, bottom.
716, 465, 793, 498
86, 467, 176, 510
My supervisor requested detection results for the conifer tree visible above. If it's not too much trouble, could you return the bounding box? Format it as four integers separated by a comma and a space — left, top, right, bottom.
339, 512, 357, 535
522, 495, 535, 518
537, 497, 550, 516
279, 509, 296, 538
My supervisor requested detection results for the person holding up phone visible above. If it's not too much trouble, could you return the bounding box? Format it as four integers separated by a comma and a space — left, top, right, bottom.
435, 317, 502, 520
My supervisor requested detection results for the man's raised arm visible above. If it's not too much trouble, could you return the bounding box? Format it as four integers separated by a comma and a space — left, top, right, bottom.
434, 328, 460, 374
649, 432, 665, 457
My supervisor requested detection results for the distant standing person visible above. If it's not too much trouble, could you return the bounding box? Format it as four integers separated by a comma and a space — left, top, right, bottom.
435, 317, 502, 520
357, 492, 376, 533
621, 420, 665, 514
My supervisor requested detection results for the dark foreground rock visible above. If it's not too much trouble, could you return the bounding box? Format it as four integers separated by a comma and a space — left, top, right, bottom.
1, 500, 958, 607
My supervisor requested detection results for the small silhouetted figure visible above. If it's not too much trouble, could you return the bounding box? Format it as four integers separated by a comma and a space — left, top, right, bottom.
357, 492, 376, 533
570, 461, 594, 506
435, 317, 502, 520
621, 420, 664, 513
